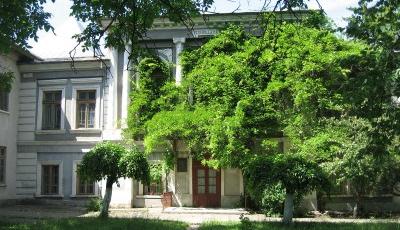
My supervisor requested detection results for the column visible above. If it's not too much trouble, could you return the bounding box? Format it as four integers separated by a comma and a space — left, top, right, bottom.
173, 37, 186, 85
121, 46, 131, 128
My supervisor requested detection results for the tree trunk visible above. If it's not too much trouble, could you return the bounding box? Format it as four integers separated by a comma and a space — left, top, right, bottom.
283, 192, 294, 224
100, 178, 113, 218
353, 195, 362, 218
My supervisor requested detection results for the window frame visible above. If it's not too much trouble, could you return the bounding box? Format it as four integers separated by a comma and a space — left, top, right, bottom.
0, 91, 9, 112
37, 87, 66, 131
0, 147, 6, 185
71, 85, 101, 130
36, 160, 63, 197
71, 160, 98, 197
177, 158, 188, 172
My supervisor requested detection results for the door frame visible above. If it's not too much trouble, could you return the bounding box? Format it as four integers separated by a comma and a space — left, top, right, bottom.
192, 160, 221, 207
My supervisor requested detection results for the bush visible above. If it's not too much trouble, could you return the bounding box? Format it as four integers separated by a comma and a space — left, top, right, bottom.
86, 197, 102, 212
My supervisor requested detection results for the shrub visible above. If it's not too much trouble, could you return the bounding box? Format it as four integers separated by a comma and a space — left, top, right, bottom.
87, 197, 102, 212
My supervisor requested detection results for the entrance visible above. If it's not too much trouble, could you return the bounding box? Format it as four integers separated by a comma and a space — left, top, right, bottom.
192, 160, 221, 207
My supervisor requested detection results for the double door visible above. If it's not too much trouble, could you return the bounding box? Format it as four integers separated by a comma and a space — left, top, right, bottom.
192, 160, 221, 207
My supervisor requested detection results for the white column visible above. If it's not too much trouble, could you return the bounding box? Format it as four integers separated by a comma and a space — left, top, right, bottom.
121, 46, 131, 128
173, 37, 186, 85
108, 47, 119, 129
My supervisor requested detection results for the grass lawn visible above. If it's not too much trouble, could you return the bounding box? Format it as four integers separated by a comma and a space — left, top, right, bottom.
199, 221, 400, 230
0, 218, 188, 230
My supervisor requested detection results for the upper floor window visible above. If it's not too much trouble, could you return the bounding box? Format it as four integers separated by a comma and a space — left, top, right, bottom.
0, 147, 6, 184
76, 90, 96, 129
0, 91, 9, 112
42, 91, 62, 130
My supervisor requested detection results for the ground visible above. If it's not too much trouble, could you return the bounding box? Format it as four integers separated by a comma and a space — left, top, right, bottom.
0, 205, 399, 229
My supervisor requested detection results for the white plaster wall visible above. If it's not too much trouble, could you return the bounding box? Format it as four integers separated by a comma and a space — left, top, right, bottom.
0, 53, 20, 200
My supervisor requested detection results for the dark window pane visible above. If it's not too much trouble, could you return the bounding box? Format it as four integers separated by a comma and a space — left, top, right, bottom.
42, 91, 62, 130
77, 90, 96, 128
42, 165, 59, 195
0, 91, 9, 111
177, 158, 187, 172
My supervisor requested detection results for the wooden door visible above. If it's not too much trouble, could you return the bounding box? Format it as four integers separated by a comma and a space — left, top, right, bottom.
192, 160, 221, 207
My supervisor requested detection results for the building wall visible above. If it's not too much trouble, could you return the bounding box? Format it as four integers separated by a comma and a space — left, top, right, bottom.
0, 53, 20, 202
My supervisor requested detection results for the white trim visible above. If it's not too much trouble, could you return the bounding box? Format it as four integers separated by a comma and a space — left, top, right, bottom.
0, 110, 10, 115
71, 160, 99, 197
36, 160, 63, 197
35, 130, 66, 135
70, 85, 101, 130
71, 78, 102, 84
37, 87, 66, 131
38, 79, 67, 86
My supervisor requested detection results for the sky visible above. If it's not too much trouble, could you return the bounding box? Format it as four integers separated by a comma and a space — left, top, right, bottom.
29, 0, 359, 59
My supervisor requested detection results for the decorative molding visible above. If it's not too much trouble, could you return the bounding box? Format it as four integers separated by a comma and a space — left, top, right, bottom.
38, 79, 67, 86
71, 78, 102, 84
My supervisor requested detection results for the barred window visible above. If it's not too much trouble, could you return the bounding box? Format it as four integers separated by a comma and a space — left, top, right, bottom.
42, 91, 62, 130
77, 90, 96, 128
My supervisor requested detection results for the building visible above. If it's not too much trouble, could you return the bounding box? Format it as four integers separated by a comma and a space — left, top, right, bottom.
0, 12, 399, 212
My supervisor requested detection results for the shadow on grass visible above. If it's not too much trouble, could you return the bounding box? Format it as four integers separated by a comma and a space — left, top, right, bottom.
199, 221, 400, 230
0, 217, 187, 230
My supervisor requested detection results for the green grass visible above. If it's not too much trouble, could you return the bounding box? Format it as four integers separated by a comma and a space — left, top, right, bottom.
199, 221, 400, 230
0, 218, 188, 230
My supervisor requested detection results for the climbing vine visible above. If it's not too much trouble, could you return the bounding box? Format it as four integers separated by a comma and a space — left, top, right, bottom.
0, 71, 14, 92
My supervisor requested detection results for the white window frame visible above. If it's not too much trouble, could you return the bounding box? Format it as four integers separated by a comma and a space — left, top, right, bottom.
71, 85, 101, 130
71, 160, 99, 197
36, 160, 63, 197
37, 86, 66, 131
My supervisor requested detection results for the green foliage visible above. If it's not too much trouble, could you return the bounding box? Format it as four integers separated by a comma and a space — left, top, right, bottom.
0, 0, 54, 52
126, 57, 173, 139
78, 142, 126, 184
119, 147, 150, 184
0, 71, 14, 92
0, 218, 188, 230
78, 141, 150, 184
70, 0, 214, 61
245, 153, 329, 201
86, 197, 102, 212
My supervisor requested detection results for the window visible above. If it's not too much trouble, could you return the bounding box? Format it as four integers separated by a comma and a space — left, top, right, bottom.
177, 158, 188, 172
42, 91, 62, 130
0, 91, 9, 112
41, 165, 59, 195
76, 90, 96, 128
0, 147, 6, 184
144, 181, 163, 195
76, 175, 94, 195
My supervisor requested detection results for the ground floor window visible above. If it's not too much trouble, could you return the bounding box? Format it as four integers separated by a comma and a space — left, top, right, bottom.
144, 181, 163, 195
42, 165, 59, 195
0, 147, 6, 184
76, 175, 95, 195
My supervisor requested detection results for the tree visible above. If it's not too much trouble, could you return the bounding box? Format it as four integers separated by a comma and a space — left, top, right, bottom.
0, 0, 54, 92
78, 142, 149, 218
244, 154, 329, 224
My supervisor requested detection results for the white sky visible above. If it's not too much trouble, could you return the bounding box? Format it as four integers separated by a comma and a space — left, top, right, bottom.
28, 0, 359, 59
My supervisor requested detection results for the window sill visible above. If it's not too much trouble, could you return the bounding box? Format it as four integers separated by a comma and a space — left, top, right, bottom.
36, 129, 66, 135
70, 129, 101, 134
70, 194, 99, 198
0, 110, 10, 115
35, 194, 64, 198
0, 184, 7, 187
136, 195, 162, 199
